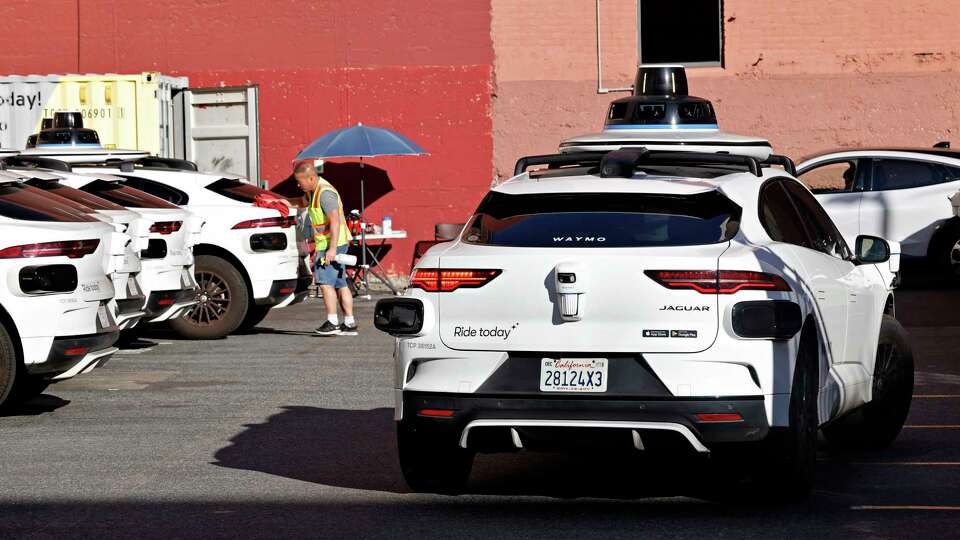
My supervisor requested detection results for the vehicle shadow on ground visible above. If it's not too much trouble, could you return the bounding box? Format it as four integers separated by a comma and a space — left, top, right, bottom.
0, 394, 70, 417
213, 406, 778, 503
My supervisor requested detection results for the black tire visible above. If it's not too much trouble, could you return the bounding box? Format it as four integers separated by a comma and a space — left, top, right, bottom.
823, 315, 914, 450
759, 324, 819, 501
236, 305, 272, 332
0, 323, 17, 407
169, 255, 249, 340
397, 421, 474, 494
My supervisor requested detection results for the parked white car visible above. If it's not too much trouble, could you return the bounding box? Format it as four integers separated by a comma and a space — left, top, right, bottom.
0, 176, 120, 407
22, 148, 306, 339
797, 147, 960, 274
3, 157, 201, 325
375, 148, 913, 498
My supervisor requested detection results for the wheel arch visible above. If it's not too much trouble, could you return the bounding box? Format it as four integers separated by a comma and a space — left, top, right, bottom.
926, 215, 960, 258
192, 244, 253, 300
0, 302, 23, 366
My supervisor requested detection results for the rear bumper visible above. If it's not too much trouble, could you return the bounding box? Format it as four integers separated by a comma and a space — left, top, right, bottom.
400, 392, 769, 453
254, 279, 298, 307
114, 295, 147, 330
144, 287, 199, 322
27, 331, 120, 380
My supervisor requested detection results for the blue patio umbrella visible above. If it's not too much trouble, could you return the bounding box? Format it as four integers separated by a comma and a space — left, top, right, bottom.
295, 123, 428, 295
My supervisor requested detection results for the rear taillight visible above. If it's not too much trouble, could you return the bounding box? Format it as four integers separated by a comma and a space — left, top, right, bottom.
0, 239, 100, 259
645, 270, 790, 294
410, 268, 501, 292
149, 221, 183, 235
232, 217, 296, 229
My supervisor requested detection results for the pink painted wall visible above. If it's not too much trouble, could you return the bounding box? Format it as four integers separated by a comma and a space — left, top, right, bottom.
491, 0, 960, 177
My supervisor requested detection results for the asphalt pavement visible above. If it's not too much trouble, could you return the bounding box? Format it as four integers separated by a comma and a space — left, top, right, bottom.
1, 270, 958, 539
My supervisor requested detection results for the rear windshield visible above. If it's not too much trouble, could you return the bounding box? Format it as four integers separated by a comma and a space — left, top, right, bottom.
0, 183, 97, 222
463, 191, 741, 248
79, 180, 179, 209
25, 180, 126, 211
206, 178, 270, 203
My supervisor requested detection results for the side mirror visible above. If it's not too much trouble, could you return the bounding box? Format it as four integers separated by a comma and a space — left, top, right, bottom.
855, 235, 890, 264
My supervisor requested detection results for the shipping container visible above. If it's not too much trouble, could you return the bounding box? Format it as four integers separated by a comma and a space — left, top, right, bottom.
173, 86, 261, 186
0, 72, 187, 157
0, 72, 262, 184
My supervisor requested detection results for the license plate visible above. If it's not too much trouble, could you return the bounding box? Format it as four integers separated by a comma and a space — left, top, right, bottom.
540, 358, 608, 393
127, 276, 140, 296
97, 304, 110, 328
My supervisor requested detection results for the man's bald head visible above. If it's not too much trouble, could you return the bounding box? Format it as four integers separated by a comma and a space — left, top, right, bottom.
294, 162, 319, 194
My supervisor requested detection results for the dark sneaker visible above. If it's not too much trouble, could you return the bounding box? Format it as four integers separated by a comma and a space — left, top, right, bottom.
339, 322, 359, 336
314, 321, 341, 336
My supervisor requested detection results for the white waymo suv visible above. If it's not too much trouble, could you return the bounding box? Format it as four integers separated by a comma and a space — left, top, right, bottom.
375, 148, 914, 498
797, 145, 960, 275
3, 156, 201, 326
0, 176, 119, 407
24, 151, 306, 339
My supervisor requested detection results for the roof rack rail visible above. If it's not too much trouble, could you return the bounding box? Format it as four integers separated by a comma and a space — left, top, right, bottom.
760, 154, 796, 176
134, 157, 198, 171
513, 152, 602, 176
514, 148, 762, 177
1, 155, 73, 173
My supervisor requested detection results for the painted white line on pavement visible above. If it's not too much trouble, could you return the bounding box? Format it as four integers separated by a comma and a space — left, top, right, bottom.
852, 505, 960, 511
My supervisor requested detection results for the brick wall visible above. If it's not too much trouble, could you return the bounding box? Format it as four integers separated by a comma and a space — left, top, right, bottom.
492, 0, 960, 178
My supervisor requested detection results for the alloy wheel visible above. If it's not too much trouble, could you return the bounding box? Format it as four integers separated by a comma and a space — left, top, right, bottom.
186, 271, 231, 326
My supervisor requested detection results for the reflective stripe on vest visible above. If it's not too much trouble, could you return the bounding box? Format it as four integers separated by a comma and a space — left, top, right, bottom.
308, 180, 352, 250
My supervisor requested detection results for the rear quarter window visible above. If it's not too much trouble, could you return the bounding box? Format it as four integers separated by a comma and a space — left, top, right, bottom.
0, 184, 97, 222
205, 178, 271, 203
462, 191, 741, 248
79, 180, 179, 209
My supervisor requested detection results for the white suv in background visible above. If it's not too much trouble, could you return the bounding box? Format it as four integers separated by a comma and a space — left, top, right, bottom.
3, 156, 201, 325
22, 149, 306, 339
798, 146, 960, 275
376, 148, 913, 499
0, 176, 119, 407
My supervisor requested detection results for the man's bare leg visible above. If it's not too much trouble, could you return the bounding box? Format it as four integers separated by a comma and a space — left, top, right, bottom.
320, 284, 338, 319
337, 286, 354, 319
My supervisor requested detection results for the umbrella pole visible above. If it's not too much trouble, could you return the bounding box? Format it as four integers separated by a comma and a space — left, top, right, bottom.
360, 158, 369, 292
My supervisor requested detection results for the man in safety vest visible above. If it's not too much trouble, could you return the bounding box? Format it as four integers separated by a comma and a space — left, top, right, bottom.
290, 162, 357, 336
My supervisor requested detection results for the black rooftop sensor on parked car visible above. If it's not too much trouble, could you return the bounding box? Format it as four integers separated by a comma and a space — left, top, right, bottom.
25, 111, 101, 149
514, 147, 763, 177
605, 65, 718, 130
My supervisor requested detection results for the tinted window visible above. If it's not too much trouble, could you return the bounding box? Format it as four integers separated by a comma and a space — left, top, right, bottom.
759, 181, 810, 248
119, 176, 189, 205
0, 183, 97, 222
782, 180, 851, 259
206, 178, 271, 203
80, 180, 179, 209
462, 191, 741, 248
639, 0, 722, 65
800, 160, 860, 194
25, 180, 126, 211
871, 159, 952, 191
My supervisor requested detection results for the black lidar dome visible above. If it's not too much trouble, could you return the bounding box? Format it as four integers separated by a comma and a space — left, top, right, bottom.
604, 65, 717, 129
633, 65, 688, 97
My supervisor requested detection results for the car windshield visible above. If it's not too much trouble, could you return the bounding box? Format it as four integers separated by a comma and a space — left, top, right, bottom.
206, 178, 271, 203
79, 180, 180, 209
463, 190, 741, 248
0, 183, 97, 222
25, 180, 126, 211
